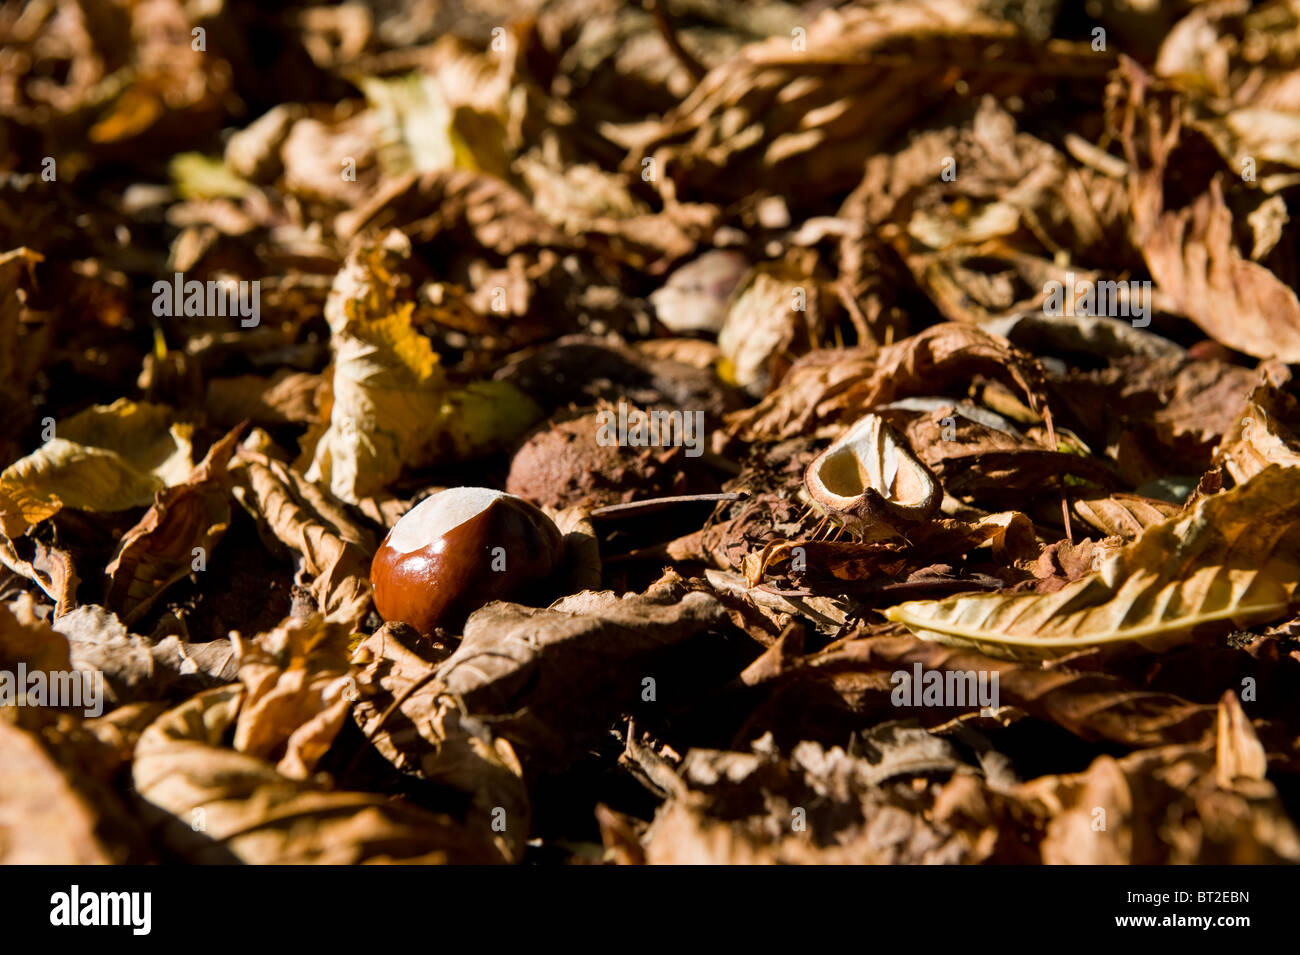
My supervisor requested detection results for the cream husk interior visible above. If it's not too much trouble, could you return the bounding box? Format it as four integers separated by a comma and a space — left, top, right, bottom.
813, 415, 927, 505
387, 486, 507, 553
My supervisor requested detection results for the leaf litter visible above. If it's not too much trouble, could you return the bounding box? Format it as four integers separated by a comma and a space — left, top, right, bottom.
3, 0, 1300, 865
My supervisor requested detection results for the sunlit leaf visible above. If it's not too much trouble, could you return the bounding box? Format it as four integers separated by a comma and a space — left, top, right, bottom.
886, 466, 1300, 658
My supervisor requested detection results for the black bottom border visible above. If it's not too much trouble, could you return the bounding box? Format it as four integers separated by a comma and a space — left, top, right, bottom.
0, 864, 1282, 943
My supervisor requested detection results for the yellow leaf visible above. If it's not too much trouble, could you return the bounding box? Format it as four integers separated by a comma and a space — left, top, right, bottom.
169, 152, 254, 200
437, 381, 541, 459
1213, 382, 1300, 485
88, 83, 163, 144
0, 441, 162, 534
304, 308, 444, 503
0, 401, 193, 535
58, 399, 194, 486
885, 465, 1300, 659
358, 73, 462, 175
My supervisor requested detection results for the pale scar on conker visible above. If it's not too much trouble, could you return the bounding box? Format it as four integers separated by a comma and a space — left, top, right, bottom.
370, 486, 563, 635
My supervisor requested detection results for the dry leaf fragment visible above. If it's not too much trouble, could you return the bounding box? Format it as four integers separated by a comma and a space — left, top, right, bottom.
886, 465, 1300, 658
436, 572, 726, 768
351, 623, 455, 780
981, 311, 1183, 361
0, 248, 44, 434
717, 265, 827, 397
1021, 694, 1300, 864
1213, 381, 1300, 485
133, 686, 502, 864
0, 399, 194, 536
793, 634, 1220, 750
0, 593, 72, 675
302, 233, 444, 502
301, 232, 538, 500
281, 112, 381, 203
848, 322, 1052, 423
0, 535, 79, 616
104, 426, 243, 625
904, 408, 1114, 501
705, 568, 853, 635
0, 720, 113, 864
205, 370, 321, 428
233, 451, 374, 630
638, 730, 1021, 864
725, 347, 877, 443
53, 604, 237, 703
0, 443, 162, 537
335, 168, 564, 252
1123, 62, 1300, 361
234, 615, 355, 780
1216, 690, 1268, 788
224, 103, 304, 182
356, 73, 481, 176
351, 622, 529, 863
55, 399, 196, 485
1071, 493, 1179, 540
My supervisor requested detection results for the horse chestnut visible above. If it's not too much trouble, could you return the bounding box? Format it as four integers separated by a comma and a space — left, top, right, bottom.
370, 487, 563, 635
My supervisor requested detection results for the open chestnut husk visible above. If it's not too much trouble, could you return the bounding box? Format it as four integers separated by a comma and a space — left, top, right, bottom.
804, 413, 941, 536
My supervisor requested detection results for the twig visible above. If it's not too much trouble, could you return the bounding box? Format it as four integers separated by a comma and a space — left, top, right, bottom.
642, 0, 708, 83
590, 491, 744, 519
